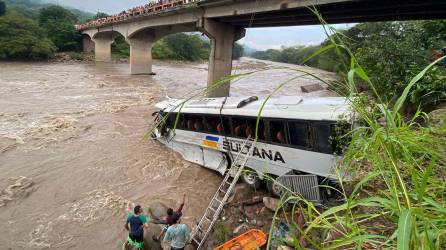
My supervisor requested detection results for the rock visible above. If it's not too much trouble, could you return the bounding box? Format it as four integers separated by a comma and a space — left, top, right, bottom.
263, 197, 281, 212
233, 223, 249, 235
278, 245, 293, 250
227, 183, 250, 203
250, 219, 264, 227
184, 245, 195, 250
142, 224, 163, 250
301, 83, 324, 93
324, 223, 346, 243
257, 220, 265, 227
148, 202, 169, 220
233, 195, 263, 206
429, 107, 446, 131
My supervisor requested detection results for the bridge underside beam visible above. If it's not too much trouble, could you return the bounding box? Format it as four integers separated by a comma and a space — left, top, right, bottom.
214, 0, 446, 27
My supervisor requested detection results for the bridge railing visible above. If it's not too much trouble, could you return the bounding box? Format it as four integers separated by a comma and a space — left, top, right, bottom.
76, 0, 202, 31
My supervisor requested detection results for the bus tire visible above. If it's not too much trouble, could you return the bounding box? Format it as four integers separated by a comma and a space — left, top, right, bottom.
241, 170, 262, 189
266, 176, 284, 197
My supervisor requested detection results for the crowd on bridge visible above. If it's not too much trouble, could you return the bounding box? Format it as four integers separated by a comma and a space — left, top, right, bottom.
76, 0, 200, 30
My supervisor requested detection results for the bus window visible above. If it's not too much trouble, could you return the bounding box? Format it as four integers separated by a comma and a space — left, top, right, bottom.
166, 113, 176, 128
313, 122, 333, 154
231, 117, 248, 138
203, 116, 219, 133
288, 121, 310, 148
217, 117, 230, 135
270, 120, 287, 144
245, 118, 266, 141
183, 114, 205, 132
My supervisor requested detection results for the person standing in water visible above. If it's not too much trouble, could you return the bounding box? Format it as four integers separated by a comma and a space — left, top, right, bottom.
124, 205, 150, 249
163, 213, 191, 250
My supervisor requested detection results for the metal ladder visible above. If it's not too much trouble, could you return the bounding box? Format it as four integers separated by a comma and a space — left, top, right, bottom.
191, 137, 255, 249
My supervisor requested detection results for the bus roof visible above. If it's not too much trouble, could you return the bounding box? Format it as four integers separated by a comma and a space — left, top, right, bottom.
155, 96, 352, 121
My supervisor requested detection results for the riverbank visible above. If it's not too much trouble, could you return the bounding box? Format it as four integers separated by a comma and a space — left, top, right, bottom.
0, 59, 337, 249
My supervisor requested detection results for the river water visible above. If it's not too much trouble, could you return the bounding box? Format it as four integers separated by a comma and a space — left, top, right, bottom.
0, 58, 336, 249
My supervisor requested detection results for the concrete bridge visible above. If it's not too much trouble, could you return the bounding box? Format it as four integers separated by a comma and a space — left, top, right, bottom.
79, 0, 446, 97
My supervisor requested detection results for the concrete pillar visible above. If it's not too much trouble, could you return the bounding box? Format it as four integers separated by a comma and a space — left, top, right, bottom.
128, 32, 156, 75
93, 37, 113, 62
201, 19, 245, 97
82, 35, 95, 53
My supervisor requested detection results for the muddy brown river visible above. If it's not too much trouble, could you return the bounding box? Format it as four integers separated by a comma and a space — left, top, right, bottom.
0, 58, 335, 249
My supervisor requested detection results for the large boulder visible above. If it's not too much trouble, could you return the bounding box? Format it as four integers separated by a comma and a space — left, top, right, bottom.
148, 201, 169, 220
263, 197, 281, 212
301, 83, 324, 93
429, 107, 446, 132
143, 224, 163, 250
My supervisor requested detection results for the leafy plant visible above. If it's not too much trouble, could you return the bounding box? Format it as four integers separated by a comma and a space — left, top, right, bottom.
0, 10, 56, 59
38, 5, 81, 52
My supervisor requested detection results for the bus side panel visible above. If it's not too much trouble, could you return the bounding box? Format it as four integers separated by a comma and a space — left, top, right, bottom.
203, 148, 228, 175
159, 136, 227, 175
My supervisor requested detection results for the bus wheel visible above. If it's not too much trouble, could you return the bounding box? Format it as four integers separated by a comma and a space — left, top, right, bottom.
241, 170, 262, 189
266, 176, 284, 197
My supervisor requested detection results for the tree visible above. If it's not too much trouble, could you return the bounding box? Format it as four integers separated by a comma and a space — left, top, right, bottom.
0, 1, 5, 16
86, 12, 109, 22
111, 36, 129, 57
163, 33, 209, 61
232, 42, 244, 60
39, 5, 81, 51
0, 11, 56, 59
346, 22, 446, 107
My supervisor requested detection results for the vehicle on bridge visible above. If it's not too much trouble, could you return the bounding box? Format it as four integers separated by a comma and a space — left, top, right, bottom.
152, 96, 353, 200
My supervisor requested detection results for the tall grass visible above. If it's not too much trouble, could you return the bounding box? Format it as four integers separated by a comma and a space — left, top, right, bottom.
265, 8, 446, 250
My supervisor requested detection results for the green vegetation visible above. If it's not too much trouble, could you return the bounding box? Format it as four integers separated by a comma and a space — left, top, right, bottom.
111, 36, 130, 60
0, 1, 5, 16
252, 21, 446, 109
213, 221, 230, 246
38, 5, 81, 51
0, 0, 90, 59
112, 32, 244, 62
232, 43, 244, 60
258, 14, 446, 249
0, 11, 56, 59
1, 1, 243, 62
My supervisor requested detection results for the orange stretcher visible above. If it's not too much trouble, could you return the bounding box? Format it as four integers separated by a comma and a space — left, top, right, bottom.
214, 229, 267, 250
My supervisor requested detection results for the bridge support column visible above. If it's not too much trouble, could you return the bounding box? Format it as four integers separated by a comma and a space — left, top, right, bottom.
128, 33, 155, 75
82, 35, 95, 53
93, 37, 113, 62
201, 19, 245, 97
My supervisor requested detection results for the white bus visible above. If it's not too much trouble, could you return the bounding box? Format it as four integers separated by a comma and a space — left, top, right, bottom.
152, 96, 352, 199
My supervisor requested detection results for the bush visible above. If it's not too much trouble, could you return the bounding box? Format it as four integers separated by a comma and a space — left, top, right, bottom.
0, 1, 5, 16
232, 43, 244, 60
163, 33, 209, 61
38, 5, 81, 51
152, 40, 176, 60
0, 11, 56, 59
111, 36, 130, 58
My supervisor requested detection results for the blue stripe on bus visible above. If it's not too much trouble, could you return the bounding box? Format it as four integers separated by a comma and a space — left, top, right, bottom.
205, 135, 219, 142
